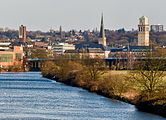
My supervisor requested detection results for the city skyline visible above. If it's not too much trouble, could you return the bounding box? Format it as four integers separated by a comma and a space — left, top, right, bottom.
0, 0, 165, 31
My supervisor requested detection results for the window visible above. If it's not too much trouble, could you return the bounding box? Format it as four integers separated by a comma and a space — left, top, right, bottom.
143, 27, 145, 31
15, 53, 22, 61
0, 54, 13, 62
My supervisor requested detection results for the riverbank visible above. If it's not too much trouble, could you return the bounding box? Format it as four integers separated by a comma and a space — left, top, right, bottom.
42, 70, 166, 118
42, 72, 134, 104
41, 58, 166, 118
0, 64, 24, 73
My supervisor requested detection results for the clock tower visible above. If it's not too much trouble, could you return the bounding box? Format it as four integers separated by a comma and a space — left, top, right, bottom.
138, 16, 149, 46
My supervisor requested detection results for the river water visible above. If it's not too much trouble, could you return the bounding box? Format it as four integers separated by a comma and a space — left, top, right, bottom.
0, 72, 165, 120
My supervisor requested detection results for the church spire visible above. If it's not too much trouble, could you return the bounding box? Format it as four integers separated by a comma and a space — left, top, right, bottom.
60, 25, 62, 34
99, 13, 105, 38
98, 13, 107, 47
60, 25, 62, 38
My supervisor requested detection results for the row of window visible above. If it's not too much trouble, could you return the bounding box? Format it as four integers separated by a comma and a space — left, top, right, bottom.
139, 27, 149, 32
0, 54, 13, 62
0, 53, 22, 62
139, 27, 145, 31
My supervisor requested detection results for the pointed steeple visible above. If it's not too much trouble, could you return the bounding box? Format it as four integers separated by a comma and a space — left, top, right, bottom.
99, 13, 105, 38
60, 25, 62, 38
60, 25, 62, 33
98, 13, 107, 47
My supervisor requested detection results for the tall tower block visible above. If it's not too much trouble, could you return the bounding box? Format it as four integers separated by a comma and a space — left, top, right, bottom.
98, 14, 106, 47
138, 16, 149, 46
19, 25, 26, 43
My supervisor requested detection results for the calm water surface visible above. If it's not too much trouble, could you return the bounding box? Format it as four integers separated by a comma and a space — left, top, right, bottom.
0, 72, 165, 120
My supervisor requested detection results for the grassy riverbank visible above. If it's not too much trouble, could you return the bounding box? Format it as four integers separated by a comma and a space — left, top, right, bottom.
41, 58, 166, 118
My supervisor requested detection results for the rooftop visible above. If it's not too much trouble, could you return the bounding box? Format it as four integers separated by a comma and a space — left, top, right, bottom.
140, 16, 147, 19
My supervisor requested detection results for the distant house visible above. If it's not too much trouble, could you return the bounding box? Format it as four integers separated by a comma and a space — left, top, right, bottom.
34, 42, 45, 48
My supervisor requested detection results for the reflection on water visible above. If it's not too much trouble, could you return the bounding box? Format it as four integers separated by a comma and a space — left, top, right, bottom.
0, 72, 165, 120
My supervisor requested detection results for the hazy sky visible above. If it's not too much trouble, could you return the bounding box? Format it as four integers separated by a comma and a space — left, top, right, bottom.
0, 0, 165, 31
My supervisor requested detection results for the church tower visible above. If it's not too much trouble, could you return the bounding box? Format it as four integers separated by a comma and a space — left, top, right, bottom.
98, 14, 106, 46
60, 25, 62, 38
138, 16, 149, 46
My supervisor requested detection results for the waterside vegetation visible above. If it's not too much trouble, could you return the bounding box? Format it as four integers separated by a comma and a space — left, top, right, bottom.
0, 64, 24, 73
41, 54, 166, 118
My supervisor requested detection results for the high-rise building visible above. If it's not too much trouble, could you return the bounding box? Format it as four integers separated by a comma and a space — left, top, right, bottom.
19, 25, 26, 43
98, 14, 106, 47
150, 25, 164, 32
138, 16, 149, 46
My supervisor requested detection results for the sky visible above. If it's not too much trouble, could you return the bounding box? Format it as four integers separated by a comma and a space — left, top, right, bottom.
0, 0, 165, 32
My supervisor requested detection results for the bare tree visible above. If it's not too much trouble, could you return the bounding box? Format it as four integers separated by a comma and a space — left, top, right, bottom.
129, 53, 166, 100
82, 56, 106, 82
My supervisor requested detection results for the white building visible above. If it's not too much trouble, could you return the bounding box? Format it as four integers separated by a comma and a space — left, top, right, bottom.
53, 43, 75, 55
0, 42, 11, 50
138, 16, 149, 46
151, 24, 164, 32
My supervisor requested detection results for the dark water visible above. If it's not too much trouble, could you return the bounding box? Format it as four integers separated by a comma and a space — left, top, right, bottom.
0, 72, 165, 120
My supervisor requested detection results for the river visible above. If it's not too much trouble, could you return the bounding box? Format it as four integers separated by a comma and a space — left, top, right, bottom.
0, 72, 165, 120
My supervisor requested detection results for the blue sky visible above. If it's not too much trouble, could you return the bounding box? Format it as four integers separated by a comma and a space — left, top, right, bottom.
0, 0, 165, 31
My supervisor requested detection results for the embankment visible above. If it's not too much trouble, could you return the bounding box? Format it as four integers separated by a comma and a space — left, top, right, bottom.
42, 71, 166, 118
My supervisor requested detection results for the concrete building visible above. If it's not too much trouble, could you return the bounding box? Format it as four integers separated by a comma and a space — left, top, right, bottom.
0, 46, 23, 67
0, 42, 11, 50
138, 16, 149, 46
53, 43, 75, 55
151, 25, 164, 32
98, 14, 106, 47
19, 25, 26, 43
110, 46, 152, 57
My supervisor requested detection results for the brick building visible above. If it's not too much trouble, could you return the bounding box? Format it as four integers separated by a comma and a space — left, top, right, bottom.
0, 46, 23, 67
19, 25, 26, 43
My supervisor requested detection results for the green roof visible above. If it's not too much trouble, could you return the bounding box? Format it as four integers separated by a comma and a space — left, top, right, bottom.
140, 16, 147, 19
